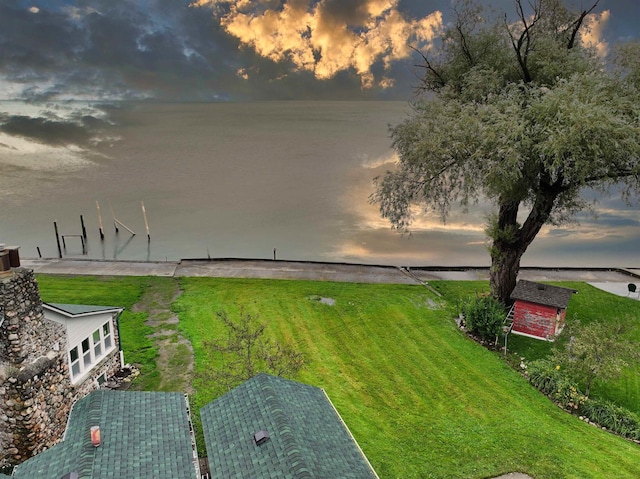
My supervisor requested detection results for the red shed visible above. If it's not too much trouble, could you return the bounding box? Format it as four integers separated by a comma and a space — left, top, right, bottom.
509, 280, 577, 341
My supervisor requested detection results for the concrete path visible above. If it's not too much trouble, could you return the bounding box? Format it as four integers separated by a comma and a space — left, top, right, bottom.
19, 258, 640, 300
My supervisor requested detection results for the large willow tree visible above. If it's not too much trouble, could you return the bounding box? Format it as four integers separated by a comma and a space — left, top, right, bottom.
372, 0, 640, 303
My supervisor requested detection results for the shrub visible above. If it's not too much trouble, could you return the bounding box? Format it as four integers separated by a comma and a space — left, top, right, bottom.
527, 360, 586, 410
527, 359, 560, 395
461, 295, 505, 341
579, 398, 640, 440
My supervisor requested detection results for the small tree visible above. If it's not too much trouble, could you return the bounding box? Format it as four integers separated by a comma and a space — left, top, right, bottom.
550, 319, 640, 396
204, 306, 307, 392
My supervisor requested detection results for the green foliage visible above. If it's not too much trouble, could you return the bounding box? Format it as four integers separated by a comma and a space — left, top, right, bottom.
371, 0, 640, 302
527, 359, 587, 410
526, 360, 640, 439
579, 398, 640, 440
550, 319, 640, 396
201, 306, 307, 394
527, 359, 562, 395
461, 294, 505, 340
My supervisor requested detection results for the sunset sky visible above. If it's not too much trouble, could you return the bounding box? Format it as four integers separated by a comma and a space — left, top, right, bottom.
0, 0, 637, 101
1, 1, 639, 266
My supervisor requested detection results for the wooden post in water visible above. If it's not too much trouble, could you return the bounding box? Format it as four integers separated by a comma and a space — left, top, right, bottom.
80, 215, 87, 239
141, 201, 150, 241
108, 200, 136, 235
37, 247, 42, 258
113, 218, 136, 236
96, 201, 105, 240
273, 248, 277, 261
109, 201, 119, 233
54, 221, 62, 258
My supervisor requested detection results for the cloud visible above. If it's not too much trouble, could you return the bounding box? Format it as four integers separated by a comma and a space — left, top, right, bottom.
0, 1, 634, 101
0, 102, 116, 146
192, 0, 442, 89
582, 9, 610, 57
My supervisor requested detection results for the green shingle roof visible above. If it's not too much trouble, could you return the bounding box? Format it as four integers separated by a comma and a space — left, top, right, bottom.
12, 390, 198, 479
44, 303, 123, 317
200, 374, 378, 479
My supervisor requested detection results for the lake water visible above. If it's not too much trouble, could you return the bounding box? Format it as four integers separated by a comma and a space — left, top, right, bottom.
1, 101, 638, 267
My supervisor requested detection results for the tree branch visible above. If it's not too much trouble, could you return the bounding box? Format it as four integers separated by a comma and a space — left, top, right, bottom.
508, 0, 544, 83
564, 1, 600, 49
411, 46, 446, 91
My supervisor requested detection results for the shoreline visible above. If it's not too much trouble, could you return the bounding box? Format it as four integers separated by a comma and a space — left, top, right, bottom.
19, 258, 640, 296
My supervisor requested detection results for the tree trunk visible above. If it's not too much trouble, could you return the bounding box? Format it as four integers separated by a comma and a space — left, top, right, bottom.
490, 242, 526, 305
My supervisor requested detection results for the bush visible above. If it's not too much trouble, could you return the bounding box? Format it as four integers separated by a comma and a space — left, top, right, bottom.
461, 295, 505, 341
527, 360, 586, 410
579, 398, 640, 440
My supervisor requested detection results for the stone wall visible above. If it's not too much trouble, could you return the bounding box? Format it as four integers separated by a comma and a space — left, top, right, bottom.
1, 268, 66, 365
0, 268, 123, 468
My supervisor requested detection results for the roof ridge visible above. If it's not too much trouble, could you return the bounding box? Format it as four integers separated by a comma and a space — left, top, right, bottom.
78, 390, 104, 478
258, 375, 314, 478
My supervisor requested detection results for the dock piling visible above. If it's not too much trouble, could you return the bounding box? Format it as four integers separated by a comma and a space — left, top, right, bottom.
54, 221, 62, 258
80, 215, 87, 239
96, 201, 105, 240
141, 201, 150, 241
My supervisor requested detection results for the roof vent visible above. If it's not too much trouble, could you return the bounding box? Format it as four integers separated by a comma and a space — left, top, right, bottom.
253, 430, 270, 446
537, 283, 546, 290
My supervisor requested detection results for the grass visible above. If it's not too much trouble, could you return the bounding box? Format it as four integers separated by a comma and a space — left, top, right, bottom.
35, 274, 640, 478
174, 277, 640, 479
432, 280, 640, 415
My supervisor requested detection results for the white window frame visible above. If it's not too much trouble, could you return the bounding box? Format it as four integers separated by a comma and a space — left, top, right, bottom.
68, 319, 117, 384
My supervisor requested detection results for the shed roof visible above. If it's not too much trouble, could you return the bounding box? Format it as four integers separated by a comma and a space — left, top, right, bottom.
201, 373, 378, 479
12, 390, 197, 479
43, 303, 123, 318
510, 280, 577, 309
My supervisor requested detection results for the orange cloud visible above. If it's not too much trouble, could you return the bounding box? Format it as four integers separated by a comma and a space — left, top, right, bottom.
192, 0, 442, 88
582, 10, 610, 57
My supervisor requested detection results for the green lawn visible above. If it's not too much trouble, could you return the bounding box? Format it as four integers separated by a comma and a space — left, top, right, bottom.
35, 275, 640, 478
175, 277, 640, 479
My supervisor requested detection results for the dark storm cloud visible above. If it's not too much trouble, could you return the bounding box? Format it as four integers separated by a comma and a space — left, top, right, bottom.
0, 110, 112, 146
0, 0, 244, 100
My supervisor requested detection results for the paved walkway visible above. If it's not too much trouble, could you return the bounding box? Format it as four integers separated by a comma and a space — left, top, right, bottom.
19, 258, 640, 300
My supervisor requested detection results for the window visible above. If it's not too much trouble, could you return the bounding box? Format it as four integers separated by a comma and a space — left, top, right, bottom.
69, 346, 81, 378
82, 339, 91, 368
68, 319, 117, 383
103, 322, 113, 350
96, 373, 107, 386
93, 329, 102, 359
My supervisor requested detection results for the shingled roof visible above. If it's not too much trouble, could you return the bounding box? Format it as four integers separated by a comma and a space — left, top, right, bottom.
510, 280, 577, 309
201, 373, 379, 479
12, 390, 198, 479
43, 303, 123, 317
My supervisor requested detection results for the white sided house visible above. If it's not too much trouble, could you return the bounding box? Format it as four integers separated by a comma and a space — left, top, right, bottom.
42, 303, 124, 386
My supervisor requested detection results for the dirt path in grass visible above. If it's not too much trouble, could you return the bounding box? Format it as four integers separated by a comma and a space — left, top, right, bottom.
131, 279, 194, 393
